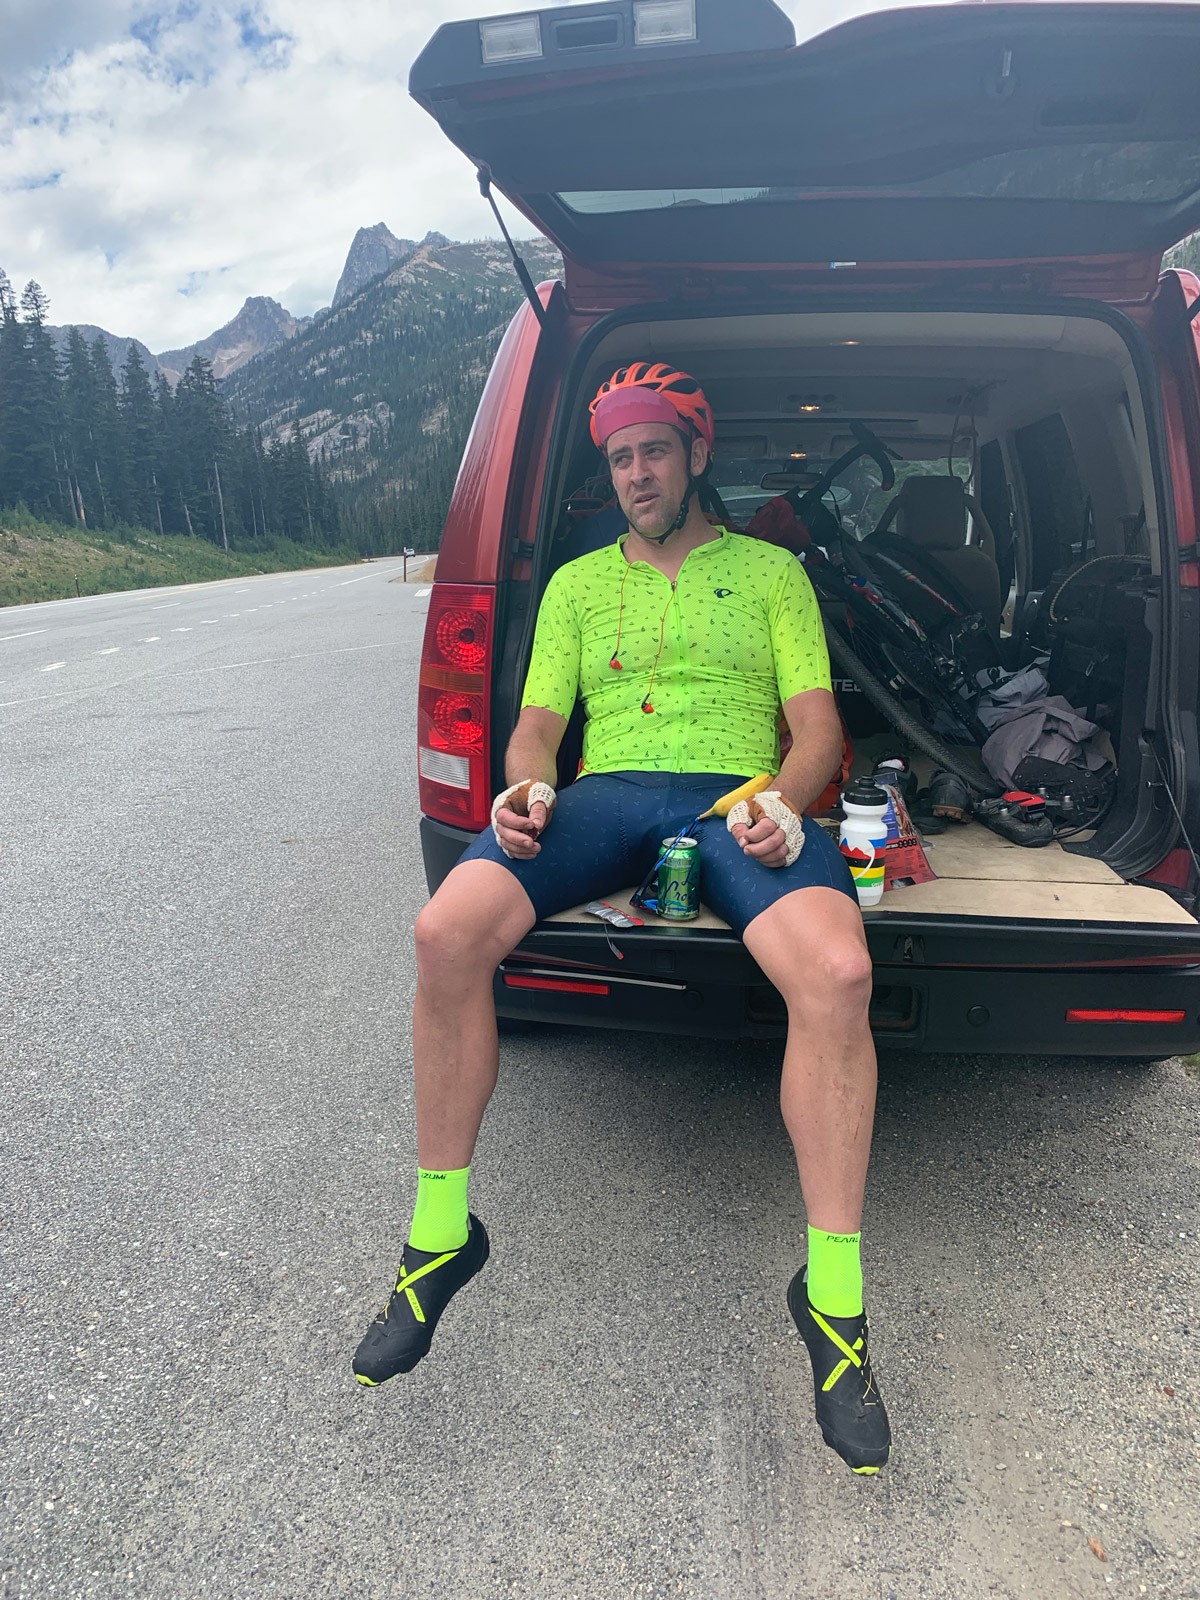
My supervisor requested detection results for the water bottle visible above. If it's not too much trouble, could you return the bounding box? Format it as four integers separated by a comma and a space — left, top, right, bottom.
839, 778, 889, 907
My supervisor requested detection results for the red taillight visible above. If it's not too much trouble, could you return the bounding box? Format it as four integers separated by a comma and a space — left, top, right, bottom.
503, 974, 611, 997
419, 584, 494, 831
435, 606, 489, 672
1065, 1008, 1187, 1024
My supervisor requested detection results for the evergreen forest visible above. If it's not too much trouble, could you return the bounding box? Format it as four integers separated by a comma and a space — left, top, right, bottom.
0, 270, 339, 553
221, 236, 559, 556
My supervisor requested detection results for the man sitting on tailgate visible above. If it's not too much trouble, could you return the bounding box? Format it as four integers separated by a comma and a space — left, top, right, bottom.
353, 363, 891, 1477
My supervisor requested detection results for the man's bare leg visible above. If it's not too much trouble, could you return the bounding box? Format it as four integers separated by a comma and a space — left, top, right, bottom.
743, 887, 876, 1233
353, 859, 535, 1387
412, 859, 538, 1169
742, 885, 890, 1473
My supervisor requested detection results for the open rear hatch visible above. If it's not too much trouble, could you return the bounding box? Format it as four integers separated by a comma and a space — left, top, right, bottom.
412, 0, 1200, 305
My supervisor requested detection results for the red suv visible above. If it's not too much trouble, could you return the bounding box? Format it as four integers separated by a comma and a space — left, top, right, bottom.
410, 0, 1200, 1059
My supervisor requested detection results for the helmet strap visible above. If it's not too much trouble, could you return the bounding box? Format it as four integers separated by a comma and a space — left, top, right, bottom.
644, 475, 697, 546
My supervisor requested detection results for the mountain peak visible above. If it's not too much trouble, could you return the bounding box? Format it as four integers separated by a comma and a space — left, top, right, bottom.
156, 295, 306, 383
332, 223, 423, 308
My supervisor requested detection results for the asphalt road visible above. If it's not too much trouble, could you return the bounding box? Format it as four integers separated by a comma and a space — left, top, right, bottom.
1, 562, 1197, 1600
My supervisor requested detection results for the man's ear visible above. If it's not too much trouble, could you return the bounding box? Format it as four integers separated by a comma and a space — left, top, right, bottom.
690, 436, 710, 476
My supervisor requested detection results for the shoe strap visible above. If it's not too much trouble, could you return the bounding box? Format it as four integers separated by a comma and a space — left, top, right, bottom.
395, 1248, 459, 1323
809, 1306, 867, 1391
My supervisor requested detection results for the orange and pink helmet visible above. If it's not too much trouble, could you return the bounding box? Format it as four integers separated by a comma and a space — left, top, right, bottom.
589, 363, 716, 453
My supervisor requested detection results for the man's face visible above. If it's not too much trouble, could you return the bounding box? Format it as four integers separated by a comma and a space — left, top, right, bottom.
605, 422, 707, 540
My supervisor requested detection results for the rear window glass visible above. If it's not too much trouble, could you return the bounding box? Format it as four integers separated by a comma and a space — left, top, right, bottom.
559, 140, 1200, 213
713, 455, 971, 541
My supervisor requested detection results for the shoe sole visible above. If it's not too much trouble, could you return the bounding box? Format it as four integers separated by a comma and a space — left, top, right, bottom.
930, 803, 968, 821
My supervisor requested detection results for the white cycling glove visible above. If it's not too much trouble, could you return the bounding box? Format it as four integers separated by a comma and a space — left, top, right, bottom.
726, 791, 806, 867
491, 779, 557, 857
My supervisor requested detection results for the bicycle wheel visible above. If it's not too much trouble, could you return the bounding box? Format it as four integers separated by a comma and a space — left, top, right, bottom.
826, 628, 1001, 797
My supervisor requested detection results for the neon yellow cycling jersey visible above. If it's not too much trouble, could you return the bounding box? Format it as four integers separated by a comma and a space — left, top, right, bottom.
521, 526, 831, 775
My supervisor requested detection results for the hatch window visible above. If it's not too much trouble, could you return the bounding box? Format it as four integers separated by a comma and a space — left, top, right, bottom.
559, 141, 1200, 215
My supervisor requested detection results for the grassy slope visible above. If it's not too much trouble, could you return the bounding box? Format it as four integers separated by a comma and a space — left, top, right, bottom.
0, 511, 361, 608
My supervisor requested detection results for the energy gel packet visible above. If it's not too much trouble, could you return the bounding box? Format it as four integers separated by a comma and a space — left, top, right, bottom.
584, 900, 644, 929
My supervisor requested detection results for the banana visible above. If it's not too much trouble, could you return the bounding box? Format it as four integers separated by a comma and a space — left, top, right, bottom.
699, 773, 775, 819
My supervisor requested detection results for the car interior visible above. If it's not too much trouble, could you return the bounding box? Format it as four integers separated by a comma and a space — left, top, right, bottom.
534, 307, 1193, 927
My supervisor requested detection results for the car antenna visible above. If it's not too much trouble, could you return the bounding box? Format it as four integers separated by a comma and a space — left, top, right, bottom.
477, 167, 548, 330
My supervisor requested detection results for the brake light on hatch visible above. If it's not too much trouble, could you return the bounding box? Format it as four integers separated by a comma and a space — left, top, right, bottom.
418, 584, 494, 831
503, 974, 612, 997
1065, 1008, 1187, 1024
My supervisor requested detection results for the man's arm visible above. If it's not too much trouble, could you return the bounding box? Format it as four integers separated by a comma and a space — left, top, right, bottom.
494, 705, 569, 859
776, 688, 843, 814
731, 688, 842, 868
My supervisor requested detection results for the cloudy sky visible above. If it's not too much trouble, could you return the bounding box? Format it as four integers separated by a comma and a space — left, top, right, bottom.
2, 0, 907, 353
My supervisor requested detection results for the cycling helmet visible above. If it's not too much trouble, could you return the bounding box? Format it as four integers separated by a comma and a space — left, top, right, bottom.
589, 363, 716, 452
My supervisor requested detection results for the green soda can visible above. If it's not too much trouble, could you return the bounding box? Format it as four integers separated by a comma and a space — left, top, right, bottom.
657, 836, 701, 921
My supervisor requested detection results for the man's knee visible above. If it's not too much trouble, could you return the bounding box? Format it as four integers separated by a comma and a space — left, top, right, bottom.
818, 935, 874, 1008
748, 894, 873, 1017
414, 862, 534, 982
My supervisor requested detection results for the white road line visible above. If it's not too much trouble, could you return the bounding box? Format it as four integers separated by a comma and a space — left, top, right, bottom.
173, 643, 394, 676
141, 636, 160, 643
98, 647, 120, 655
335, 575, 370, 587
198, 619, 219, 625
0, 629, 48, 642
225, 613, 240, 618
151, 602, 181, 610
233, 589, 249, 594
416, 587, 431, 598
42, 662, 66, 672
171, 627, 192, 633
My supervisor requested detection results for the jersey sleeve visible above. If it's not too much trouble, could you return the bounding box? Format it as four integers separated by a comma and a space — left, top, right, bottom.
770, 556, 832, 701
520, 567, 582, 719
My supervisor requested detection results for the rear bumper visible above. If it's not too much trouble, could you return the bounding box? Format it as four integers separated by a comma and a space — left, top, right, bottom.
422, 816, 1200, 1057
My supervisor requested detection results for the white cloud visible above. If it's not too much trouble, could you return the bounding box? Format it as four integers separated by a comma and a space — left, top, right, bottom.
0, 0, 899, 352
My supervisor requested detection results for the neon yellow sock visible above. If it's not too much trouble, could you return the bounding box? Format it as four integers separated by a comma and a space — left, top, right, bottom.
407, 1167, 470, 1253
806, 1227, 864, 1319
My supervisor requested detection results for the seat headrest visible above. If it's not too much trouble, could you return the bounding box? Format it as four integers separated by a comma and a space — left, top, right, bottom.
894, 475, 967, 551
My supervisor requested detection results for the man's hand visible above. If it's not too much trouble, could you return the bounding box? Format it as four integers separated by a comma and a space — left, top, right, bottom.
727, 792, 805, 869
491, 779, 557, 860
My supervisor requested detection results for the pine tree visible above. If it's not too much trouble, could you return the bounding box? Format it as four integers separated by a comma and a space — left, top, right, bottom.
18, 280, 66, 517
0, 269, 27, 509
175, 354, 235, 543
60, 327, 97, 525
88, 336, 128, 527
120, 343, 162, 534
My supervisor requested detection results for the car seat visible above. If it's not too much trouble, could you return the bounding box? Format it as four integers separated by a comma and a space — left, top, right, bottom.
862, 475, 1004, 640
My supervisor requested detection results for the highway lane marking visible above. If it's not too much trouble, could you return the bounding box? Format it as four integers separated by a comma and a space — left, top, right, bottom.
0, 629, 48, 642
98, 647, 120, 655
42, 662, 66, 672
140, 636, 160, 643
199, 619, 219, 624
173, 643, 395, 676
416, 588, 431, 598
151, 602, 181, 610
171, 627, 193, 633
2, 564, 399, 619
335, 575, 370, 587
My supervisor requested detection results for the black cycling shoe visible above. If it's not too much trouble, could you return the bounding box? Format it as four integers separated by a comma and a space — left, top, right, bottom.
353, 1214, 490, 1386
787, 1268, 891, 1475
925, 768, 970, 822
